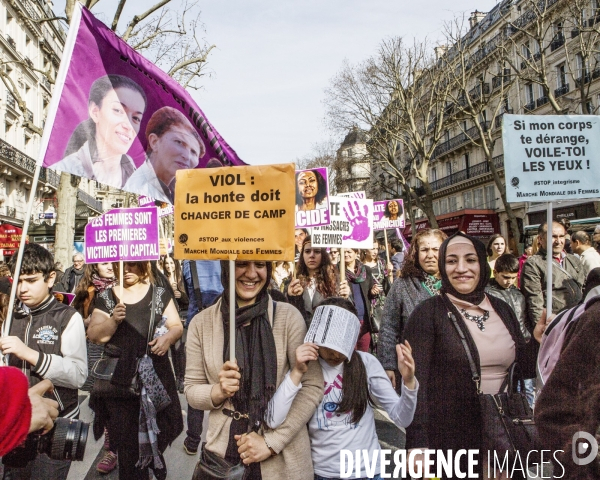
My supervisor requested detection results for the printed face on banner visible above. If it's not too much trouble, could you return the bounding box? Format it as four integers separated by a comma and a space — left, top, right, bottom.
295, 168, 330, 228
174, 164, 296, 261
41, 6, 245, 205
373, 199, 405, 230
84, 207, 160, 263
311, 196, 374, 249
503, 114, 600, 203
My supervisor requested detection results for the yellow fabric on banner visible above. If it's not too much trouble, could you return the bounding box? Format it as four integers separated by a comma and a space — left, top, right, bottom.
174, 163, 295, 261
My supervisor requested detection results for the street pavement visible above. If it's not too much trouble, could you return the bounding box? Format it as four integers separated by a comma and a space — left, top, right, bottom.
67, 392, 405, 479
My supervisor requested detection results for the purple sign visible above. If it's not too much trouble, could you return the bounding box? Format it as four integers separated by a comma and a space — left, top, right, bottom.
85, 207, 159, 263
373, 199, 405, 230
295, 167, 330, 228
138, 195, 174, 218
39, 4, 245, 204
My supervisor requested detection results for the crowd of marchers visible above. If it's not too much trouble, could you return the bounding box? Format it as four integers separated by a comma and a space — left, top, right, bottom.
1, 220, 600, 479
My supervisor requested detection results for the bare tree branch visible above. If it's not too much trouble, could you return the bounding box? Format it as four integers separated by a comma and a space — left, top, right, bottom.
111, 0, 127, 31
122, 0, 171, 41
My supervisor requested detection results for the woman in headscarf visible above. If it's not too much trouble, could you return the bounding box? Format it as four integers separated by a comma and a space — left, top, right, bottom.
185, 260, 323, 480
403, 232, 535, 478
379, 228, 447, 389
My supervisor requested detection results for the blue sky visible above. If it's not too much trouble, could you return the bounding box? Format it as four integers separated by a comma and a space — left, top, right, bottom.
55, 0, 499, 165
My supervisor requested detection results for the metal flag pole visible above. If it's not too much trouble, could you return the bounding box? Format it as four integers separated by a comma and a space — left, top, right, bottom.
546, 202, 553, 321
229, 259, 236, 362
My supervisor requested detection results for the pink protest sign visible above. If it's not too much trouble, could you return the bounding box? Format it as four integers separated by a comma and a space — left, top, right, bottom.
39, 4, 245, 204
373, 199, 405, 230
85, 207, 160, 263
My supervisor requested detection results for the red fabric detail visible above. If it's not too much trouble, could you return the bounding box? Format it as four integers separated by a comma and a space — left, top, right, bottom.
0, 366, 32, 456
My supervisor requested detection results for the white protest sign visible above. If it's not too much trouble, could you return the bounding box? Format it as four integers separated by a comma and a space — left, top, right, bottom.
304, 305, 360, 360
503, 114, 600, 202
311, 196, 373, 249
337, 191, 366, 198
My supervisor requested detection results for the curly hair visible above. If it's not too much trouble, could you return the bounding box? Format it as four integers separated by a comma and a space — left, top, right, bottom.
384, 200, 404, 219
400, 228, 447, 279
296, 235, 338, 298
295, 170, 328, 207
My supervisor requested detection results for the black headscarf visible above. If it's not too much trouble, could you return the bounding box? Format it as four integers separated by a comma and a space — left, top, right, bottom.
219, 261, 277, 431
439, 232, 491, 305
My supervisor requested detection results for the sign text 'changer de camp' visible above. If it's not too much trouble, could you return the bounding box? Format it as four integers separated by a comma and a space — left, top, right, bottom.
174, 164, 295, 260
503, 114, 600, 203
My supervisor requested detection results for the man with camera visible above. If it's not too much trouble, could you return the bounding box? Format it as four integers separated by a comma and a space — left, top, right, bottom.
0, 244, 87, 480
0, 368, 59, 457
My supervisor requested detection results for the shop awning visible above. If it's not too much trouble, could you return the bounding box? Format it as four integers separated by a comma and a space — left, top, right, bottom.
403, 210, 500, 240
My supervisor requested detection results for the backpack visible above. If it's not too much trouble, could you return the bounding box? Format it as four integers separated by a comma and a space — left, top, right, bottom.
537, 296, 600, 393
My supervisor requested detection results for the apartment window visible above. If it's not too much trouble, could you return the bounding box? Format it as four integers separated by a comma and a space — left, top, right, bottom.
440, 198, 448, 215
115, 199, 124, 208
521, 42, 531, 59
576, 53, 588, 78
557, 64, 567, 88
526, 84, 534, 104
533, 40, 541, 55
449, 195, 458, 212
430, 167, 438, 182
433, 201, 440, 216
485, 185, 496, 209
447, 161, 453, 176
474, 188, 484, 209
584, 100, 594, 114
463, 190, 473, 209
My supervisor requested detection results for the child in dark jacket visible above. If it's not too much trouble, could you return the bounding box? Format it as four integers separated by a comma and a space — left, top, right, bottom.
486, 253, 535, 406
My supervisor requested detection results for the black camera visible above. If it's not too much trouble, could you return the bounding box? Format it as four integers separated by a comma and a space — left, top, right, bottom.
2, 418, 89, 468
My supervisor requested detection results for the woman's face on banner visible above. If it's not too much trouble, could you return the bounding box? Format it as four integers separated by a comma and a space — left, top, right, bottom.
149, 124, 202, 185
89, 87, 145, 157
298, 171, 318, 200
388, 201, 399, 219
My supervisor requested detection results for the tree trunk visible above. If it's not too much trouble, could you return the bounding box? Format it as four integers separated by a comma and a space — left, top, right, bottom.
419, 182, 438, 229
54, 172, 79, 267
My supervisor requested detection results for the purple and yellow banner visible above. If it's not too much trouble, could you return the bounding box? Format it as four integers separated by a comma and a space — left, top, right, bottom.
84, 207, 160, 263
40, 4, 245, 204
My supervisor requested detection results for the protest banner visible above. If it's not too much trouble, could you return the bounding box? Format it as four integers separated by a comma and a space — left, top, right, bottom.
174, 164, 295, 261
139, 195, 174, 218
39, 4, 245, 205
84, 207, 160, 263
373, 199, 405, 230
338, 191, 366, 198
295, 168, 331, 228
503, 114, 600, 203
311, 196, 374, 249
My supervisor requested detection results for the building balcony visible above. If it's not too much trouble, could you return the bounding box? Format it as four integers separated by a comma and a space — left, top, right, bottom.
492, 75, 510, 90
524, 101, 536, 112
536, 95, 549, 108
40, 76, 51, 91
494, 110, 513, 129
4, 206, 16, 218
469, 82, 490, 101
554, 84, 570, 98
24, 57, 34, 70
25, 109, 33, 124
7, 91, 16, 110
6, 34, 16, 50
550, 35, 565, 52
428, 155, 504, 193
571, 28, 580, 38
39, 167, 60, 188
77, 189, 103, 213
432, 122, 491, 159
0, 138, 37, 174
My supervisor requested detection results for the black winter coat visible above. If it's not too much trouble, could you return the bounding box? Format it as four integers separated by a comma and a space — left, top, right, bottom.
403, 293, 537, 476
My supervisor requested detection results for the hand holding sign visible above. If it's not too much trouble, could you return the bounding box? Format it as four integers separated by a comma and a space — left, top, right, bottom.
343, 201, 371, 242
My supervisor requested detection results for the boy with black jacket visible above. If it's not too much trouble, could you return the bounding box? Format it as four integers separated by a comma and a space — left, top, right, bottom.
486, 253, 535, 406
0, 244, 87, 480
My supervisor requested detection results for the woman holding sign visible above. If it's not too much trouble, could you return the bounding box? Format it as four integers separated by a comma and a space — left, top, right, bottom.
287, 236, 343, 327
185, 260, 323, 480
54, 75, 147, 188
87, 261, 183, 480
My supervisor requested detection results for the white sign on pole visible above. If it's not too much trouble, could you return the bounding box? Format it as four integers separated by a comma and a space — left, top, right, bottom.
311, 196, 373, 249
503, 114, 600, 203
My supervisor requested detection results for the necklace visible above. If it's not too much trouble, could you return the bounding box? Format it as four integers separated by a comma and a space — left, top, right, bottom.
460, 308, 490, 331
